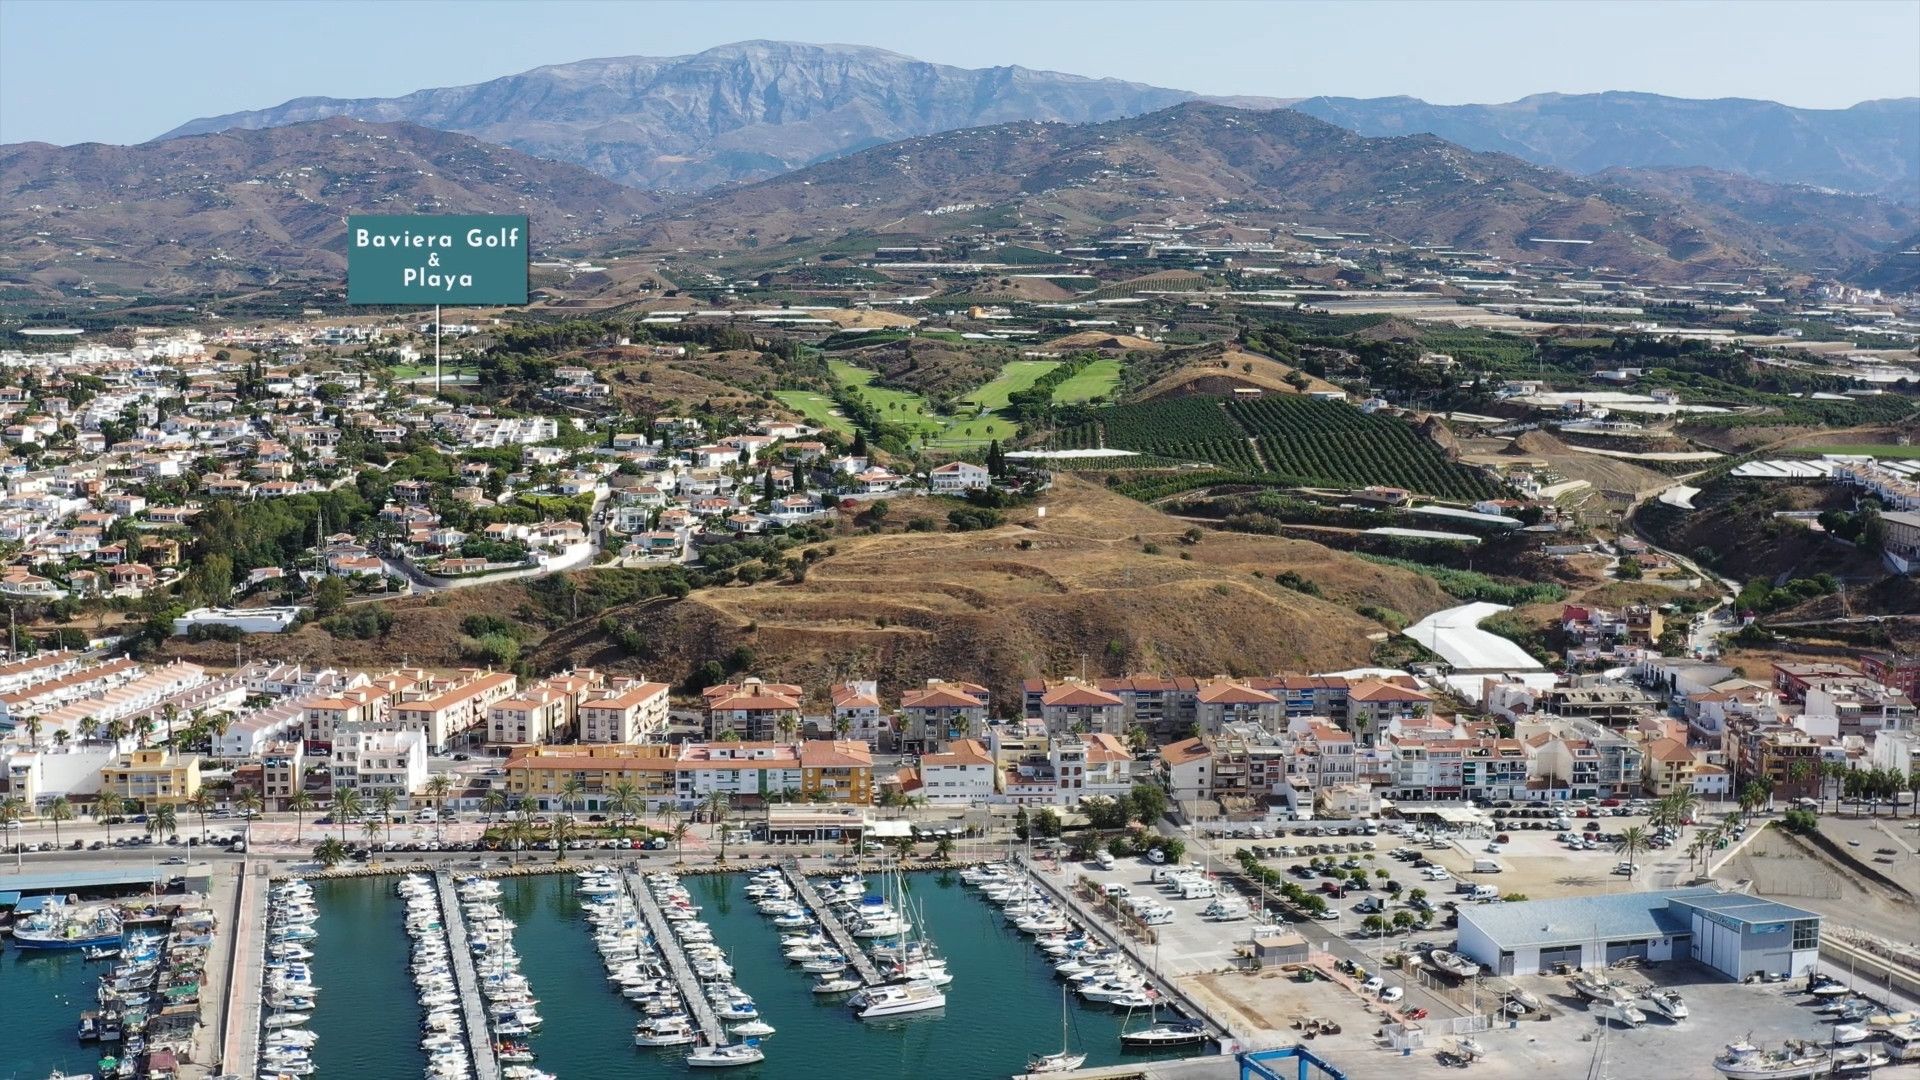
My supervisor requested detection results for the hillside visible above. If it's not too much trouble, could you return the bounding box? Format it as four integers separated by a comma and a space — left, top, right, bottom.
158, 40, 1193, 190
535, 478, 1452, 703
638, 103, 1853, 280
1291, 92, 1920, 200
1128, 344, 1341, 401
1598, 166, 1919, 267
0, 118, 657, 291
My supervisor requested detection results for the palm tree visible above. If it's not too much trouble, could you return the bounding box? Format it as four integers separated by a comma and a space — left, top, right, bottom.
161, 703, 179, 745
289, 790, 315, 842
550, 816, 579, 863
186, 789, 214, 845
704, 791, 731, 862
361, 817, 382, 852
23, 716, 41, 749
506, 819, 532, 866
672, 822, 691, 865
776, 715, 800, 744
559, 777, 586, 816
0, 796, 26, 855
932, 835, 955, 862
1738, 780, 1770, 822
888, 835, 916, 863
313, 837, 348, 868
1908, 768, 1920, 818
374, 789, 399, 845
78, 715, 100, 745
104, 718, 128, 747
1823, 760, 1848, 814
235, 786, 262, 822
52, 729, 70, 750
151, 803, 178, 843
482, 789, 508, 823
331, 787, 363, 842
1614, 826, 1649, 878
833, 716, 854, 742
423, 775, 453, 841
47, 796, 74, 848
608, 781, 642, 837
95, 794, 127, 848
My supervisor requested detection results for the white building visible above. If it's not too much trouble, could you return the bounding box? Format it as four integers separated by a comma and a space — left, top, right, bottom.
331, 727, 428, 806
928, 461, 990, 493
915, 739, 995, 805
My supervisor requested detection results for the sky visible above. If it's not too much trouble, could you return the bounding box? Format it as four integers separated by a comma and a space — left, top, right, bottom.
3, 0, 1917, 146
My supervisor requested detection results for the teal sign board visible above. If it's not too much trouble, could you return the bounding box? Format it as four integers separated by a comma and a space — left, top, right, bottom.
346, 214, 528, 305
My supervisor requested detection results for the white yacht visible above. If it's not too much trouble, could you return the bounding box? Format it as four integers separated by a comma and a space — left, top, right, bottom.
851, 979, 946, 1019
686, 1041, 766, 1068
1643, 987, 1688, 1020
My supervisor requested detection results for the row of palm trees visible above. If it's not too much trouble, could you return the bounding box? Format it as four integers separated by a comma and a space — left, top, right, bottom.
17, 702, 234, 755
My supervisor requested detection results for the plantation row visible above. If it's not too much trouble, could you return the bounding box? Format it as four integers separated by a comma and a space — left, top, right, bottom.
1229, 396, 1499, 500
1088, 394, 1501, 500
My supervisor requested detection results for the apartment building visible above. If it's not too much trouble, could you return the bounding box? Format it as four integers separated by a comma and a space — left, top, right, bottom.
504, 743, 680, 811
578, 680, 671, 744
898, 680, 991, 753
913, 739, 996, 804
332, 728, 427, 805
829, 682, 886, 747
389, 670, 519, 751
99, 748, 201, 807
676, 742, 804, 804
261, 741, 307, 811
1039, 681, 1126, 737
702, 678, 804, 741
799, 740, 875, 804
488, 688, 572, 745
1195, 681, 1283, 735
1642, 737, 1698, 796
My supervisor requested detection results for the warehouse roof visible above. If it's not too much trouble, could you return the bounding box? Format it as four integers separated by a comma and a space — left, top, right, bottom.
1458, 888, 1722, 949
1667, 892, 1820, 927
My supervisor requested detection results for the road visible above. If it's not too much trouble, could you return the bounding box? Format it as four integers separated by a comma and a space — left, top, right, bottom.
383, 491, 607, 593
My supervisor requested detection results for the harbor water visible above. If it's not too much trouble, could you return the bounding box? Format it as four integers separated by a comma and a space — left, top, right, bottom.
6, 869, 1207, 1080
0, 943, 104, 1078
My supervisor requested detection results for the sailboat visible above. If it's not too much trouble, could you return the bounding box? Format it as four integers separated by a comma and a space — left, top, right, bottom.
1027, 987, 1088, 1074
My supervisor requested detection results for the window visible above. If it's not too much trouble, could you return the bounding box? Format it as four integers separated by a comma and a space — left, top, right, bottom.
1791, 920, 1819, 951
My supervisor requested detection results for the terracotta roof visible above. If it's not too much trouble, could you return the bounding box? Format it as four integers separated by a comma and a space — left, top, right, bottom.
1158, 737, 1210, 766
922, 739, 992, 768
1197, 681, 1280, 706
901, 685, 988, 710
1042, 684, 1124, 708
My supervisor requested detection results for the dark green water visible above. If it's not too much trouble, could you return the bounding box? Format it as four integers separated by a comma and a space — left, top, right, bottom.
0, 943, 103, 1078
306, 876, 425, 1079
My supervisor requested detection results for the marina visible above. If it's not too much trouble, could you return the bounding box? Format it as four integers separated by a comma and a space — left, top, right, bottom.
627, 868, 731, 1047
778, 861, 887, 987
436, 872, 503, 1080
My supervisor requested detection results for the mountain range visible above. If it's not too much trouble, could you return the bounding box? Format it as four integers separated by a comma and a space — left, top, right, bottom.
155, 42, 1917, 198
642, 103, 1914, 278
0, 119, 655, 293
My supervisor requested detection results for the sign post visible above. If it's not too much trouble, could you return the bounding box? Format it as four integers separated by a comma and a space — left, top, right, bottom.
346, 214, 530, 394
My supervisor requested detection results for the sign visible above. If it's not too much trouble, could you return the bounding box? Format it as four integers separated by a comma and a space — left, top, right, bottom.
346, 214, 528, 305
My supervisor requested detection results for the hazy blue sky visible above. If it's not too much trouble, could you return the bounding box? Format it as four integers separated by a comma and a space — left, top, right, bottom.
3, 0, 1916, 145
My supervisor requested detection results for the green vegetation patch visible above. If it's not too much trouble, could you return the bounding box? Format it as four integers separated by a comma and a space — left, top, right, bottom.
960, 360, 1060, 411
773, 390, 854, 436
1050, 358, 1123, 404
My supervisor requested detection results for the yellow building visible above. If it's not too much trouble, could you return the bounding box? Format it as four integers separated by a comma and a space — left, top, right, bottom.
100, 748, 201, 807
1641, 737, 1697, 796
503, 743, 679, 811
799, 740, 875, 805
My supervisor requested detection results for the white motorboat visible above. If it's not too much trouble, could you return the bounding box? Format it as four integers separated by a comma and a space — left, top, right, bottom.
1595, 1001, 1646, 1028
813, 975, 860, 994
633, 1016, 697, 1047
851, 979, 946, 1019
1644, 987, 1688, 1020
686, 1041, 766, 1068
729, 1020, 775, 1038
264, 1012, 311, 1029
1426, 949, 1479, 979
1120, 1016, 1207, 1049
1830, 1024, 1869, 1045
1882, 1024, 1920, 1061
1712, 1040, 1834, 1080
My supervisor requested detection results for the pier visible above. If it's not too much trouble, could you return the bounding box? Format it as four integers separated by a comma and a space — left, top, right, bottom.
435, 871, 502, 1080
782, 861, 886, 987
217, 862, 267, 1075
625, 869, 727, 1045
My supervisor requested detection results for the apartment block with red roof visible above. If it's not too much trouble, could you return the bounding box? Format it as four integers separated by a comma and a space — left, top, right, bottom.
1195, 680, 1282, 736
389, 669, 519, 751
830, 682, 886, 747
913, 738, 995, 804
579, 680, 671, 743
898, 679, 991, 753
703, 677, 805, 741
1039, 680, 1126, 738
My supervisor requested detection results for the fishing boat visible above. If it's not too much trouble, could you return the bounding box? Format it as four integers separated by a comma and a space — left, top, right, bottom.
1711, 1039, 1833, 1080
1643, 988, 1688, 1020
1882, 1024, 1920, 1061
82, 947, 120, 962
1426, 949, 1479, 979
12, 899, 123, 950
1027, 987, 1088, 1074
686, 1040, 766, 1068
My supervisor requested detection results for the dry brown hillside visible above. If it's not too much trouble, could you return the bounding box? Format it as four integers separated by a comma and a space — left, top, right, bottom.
1132, 347, 1341, 402
538, 478, 1451, 703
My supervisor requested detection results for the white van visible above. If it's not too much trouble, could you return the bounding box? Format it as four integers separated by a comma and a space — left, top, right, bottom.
1095, 850, 1117, 871
1472, 858, 1502, 874
1468, 885, 1499, 901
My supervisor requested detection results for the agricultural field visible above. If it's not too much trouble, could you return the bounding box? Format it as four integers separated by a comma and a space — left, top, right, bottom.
773, 390, 854, 436
1088, 395, 1502, 500
961, 360, 1060, 410
1050, 358, 1123, 403
1228, 396, 1501, 500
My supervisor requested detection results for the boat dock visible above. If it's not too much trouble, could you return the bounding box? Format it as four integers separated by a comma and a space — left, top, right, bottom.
217, 862, 267, 1075
781, 862, 885, 987
435, 871, 502, 1080
1010, 1054, 1226, 1080
624, 869, 727, 1045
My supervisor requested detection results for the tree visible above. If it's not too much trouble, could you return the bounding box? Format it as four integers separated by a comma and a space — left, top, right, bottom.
608, 781, 642, 837
374, 789, 400, 845
95, 793, 130, 848
1909, 769, 1920, 818
1614, 826, 1649, 877
313, 575, 349, 617
1738, 780, 1771, 821
187, 789, 214, 845
150, 803, 178, 842
1391, 910, 1415, 932
235, 787, 263, 821
289, 790, 315, 842
47, 796, 74, 848
424, 774, 453, 837
705, 791, 731, 862
933, 835, 955, 862
1032, 808, 1063, 839
482, 789, 509, 822
1013, 806, 1031, 841
1360, 914, 1387, 935
313, 837, 349, 868
672, 821, 691, 865
1129, 782, 1168, 826
1082, 795, 1130, 831
550, 816, 579, 862
361, 817, 382, 851
331, 787, 363, 841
